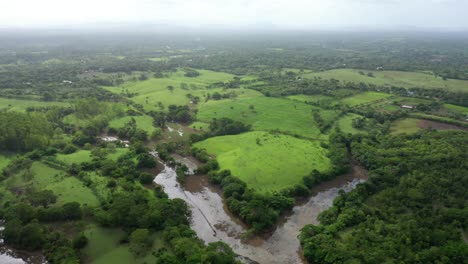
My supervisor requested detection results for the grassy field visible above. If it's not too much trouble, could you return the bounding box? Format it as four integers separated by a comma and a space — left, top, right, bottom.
340, 92, 393, 106
197, 96, 323, 138
304, 69, 468, 92
56, 150, 93, 165
57, 148, 129, 165
0, 97, 69, 112
390, 118, 422, 134
109, 115, 158, 134
443, 104, 468, 115
103, 69, 259, 112
84, 225, 164, 264
286, 94, 333, 103
189, 121, 210, 131
2, 162, 99, 207
0, 153, 14, 172
334, 114, 367, 134
194, 131, 331, 193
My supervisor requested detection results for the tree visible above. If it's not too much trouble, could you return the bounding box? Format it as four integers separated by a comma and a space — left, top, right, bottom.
129, 228, 152, 257
62, 202, 82, 220
167, 85, 174, 93
27, 190, 57, 208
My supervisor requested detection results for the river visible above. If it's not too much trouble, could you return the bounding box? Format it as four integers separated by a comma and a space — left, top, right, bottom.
154, 156, 368, 264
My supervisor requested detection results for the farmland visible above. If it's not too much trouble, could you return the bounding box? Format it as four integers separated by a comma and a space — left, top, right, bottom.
339, 91, 393, 106
0, 97, 69, 112
197, 96, 323, 138
194, 131, 331, 193
304, 69, 468, 92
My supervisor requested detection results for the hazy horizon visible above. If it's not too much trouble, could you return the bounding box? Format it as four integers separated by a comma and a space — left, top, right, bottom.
1, 0, 467, 31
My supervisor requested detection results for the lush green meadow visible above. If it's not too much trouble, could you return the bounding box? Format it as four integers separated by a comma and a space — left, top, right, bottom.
195, 131, 331, 193
443, 103, 468, 115
197, 96, 323, 138
286, 94, 333, 103
390, 118, 422, 134
334, 114, 367, 134
109, 115, 158, 134
340, 91, 393, 106
83, 225, 164, 264
104, 69, 258, 111
1, 162, 99, 207
56, 150, 93, 165
304, 69, 468, 92
0, 97, 69, 111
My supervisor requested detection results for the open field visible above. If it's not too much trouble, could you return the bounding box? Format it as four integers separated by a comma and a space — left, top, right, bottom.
391, 118, 468, 134
0, 153, 14, 172
2, 162, 99, 206
304, 69, 468, 92
194, 131, 331, 193
340, 92, 393, 106
390, 118, 422, 134
286, 94, 333, 103
0, 97, 69, 112
443, 104, 468, 115
334, 114, 367, 134
84, 225, 164, 264
109, 115, 158, 134
189, 121, 210, 131
197, 96, 323, 138
56, 150, 93, 165
103, 69, 260, 111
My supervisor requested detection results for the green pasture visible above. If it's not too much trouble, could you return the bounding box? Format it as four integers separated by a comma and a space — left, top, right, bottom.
109, 115, 158, 134
340, 92, 392, 106
84, 225, 164, 264
335, 114, 367, 134
56, 150, 93, 165
304, 69, 468, 92
197, 96, 322, 138
390, 118, 422, 134
2, 162, 99, 207
286, 94, 333, 103
194, 131, 331, 193
0, 97, 69, 112
104, 69, 249, 111
443, 104, 468, 115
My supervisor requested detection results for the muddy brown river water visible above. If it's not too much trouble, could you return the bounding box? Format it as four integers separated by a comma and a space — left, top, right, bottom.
154, 156, 368, 264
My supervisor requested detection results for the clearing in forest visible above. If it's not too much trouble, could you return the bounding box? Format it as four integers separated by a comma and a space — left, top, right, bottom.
103, 69, 259, 111
340, 92, 392, 106
194, 131, 331, 193
197, 96, 324, 138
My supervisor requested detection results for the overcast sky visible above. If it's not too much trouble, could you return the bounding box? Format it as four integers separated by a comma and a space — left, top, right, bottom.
0, 0, 466, 30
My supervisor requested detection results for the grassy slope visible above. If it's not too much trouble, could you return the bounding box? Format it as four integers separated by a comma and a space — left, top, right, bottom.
335, 114, 367, 134
84, 225, 164, 264
2, 162, 99, 207
103, 69, 259, 111
304, 69, 468, 92
286, 94, 333, 103
443, 103, 468, 115
195, 131, 331, 193
109, 115, 158, 134
56, 150, 93, 165
340, 92, 392, 106
197, 96, 322, 138
0, 97, 69, 112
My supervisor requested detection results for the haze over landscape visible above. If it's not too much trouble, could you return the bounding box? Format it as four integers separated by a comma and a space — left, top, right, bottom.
1, 0, 467, 30
0, 1, 467, 264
